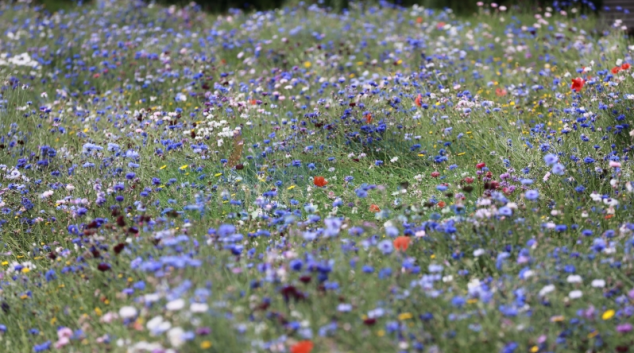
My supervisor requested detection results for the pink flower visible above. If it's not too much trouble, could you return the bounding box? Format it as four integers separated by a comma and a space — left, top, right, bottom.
57, 327, 73, 339
100, 312, 119, 323
609, 161, 621, 168
55, 337, 70, 349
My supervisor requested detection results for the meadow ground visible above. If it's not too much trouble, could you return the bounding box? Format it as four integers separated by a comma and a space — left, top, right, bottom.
0, 0, 633, 352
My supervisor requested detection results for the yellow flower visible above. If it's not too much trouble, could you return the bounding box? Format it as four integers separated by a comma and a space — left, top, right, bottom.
602, 309, 615, 320
179, 165, 188, 170
201, 341, 212, 349
530, 346, 539, 353
287, 185, 296, 190
398, 313, 413, 320
160, 165, 167, 170
21, 267, 30, 273
376, 329, 385, 337
1, 261, 7, 266
304, 61, 311, 68
550, 315, 564, 322
215, 173, 223, 177
95, 307, 102, 316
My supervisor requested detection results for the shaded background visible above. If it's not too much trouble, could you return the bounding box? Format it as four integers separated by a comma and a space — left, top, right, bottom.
34, 0, 603, 15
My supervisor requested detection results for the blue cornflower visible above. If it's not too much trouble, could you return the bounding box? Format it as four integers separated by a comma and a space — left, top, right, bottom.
544, 153, 558, 165
498, 206, 512, 216
524, 190, 539, 200
451, 296, 466, 307
377, 240, 394, 255
355, 188, 368, 198
551, 163, 565, 175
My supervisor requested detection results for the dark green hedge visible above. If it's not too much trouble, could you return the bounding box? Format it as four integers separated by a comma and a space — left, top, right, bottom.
34, 0, 601, 15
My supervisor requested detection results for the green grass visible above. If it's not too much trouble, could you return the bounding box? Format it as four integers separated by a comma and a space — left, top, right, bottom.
0, 0, 633, 352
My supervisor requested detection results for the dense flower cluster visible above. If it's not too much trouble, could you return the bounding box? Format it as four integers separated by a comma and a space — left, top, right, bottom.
0, 0, 633, 352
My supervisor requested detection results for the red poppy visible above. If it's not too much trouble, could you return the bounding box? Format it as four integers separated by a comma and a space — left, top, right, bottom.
464, 177, 474, 184
436, 22, 445, 29
416, 17, 423, 24
313, 176, 328, 187
431, 171, 440, 178
612, 66, 621, 74
369, 204, 381, 213
393, 236, 410, 251
365, 113, 372, 124
571, 77, 584, 92
249, 99, 257, 105
414, 94, 422, 107
290, 340, 314, 353
622, 63, 631, 70
437, 201, 446, 208
476, 162, 486, 169
495, 88, 507, 97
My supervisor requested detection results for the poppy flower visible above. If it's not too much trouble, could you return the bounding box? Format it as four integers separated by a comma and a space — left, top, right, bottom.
313, 176, 328, 187
622, 63, 631, 70
393, 236, 410, 251
291, 340, 314, 353
416, 16, 423, 24
476, 162, 486, 169
365, 113, 372, 124
431, 171, 440, 178
464, 177, 475, 184
612, 66, 621, 74
571, 77, 584, 92
437, 201, 446, 208
495, 88, 507, 97
369, 204, 380, 213
414, 94, 422, 107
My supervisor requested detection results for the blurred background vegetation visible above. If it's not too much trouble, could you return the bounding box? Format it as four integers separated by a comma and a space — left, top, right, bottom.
29, 0, 603, 16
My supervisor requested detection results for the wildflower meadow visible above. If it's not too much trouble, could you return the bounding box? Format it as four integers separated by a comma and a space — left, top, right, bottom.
1, 0, 634, 352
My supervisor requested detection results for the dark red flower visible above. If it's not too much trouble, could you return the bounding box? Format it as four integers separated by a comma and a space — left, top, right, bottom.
97, 263, 111, 272
476, 162, 486, 169
363, 318, 377, 326
114, 243, 126, 255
